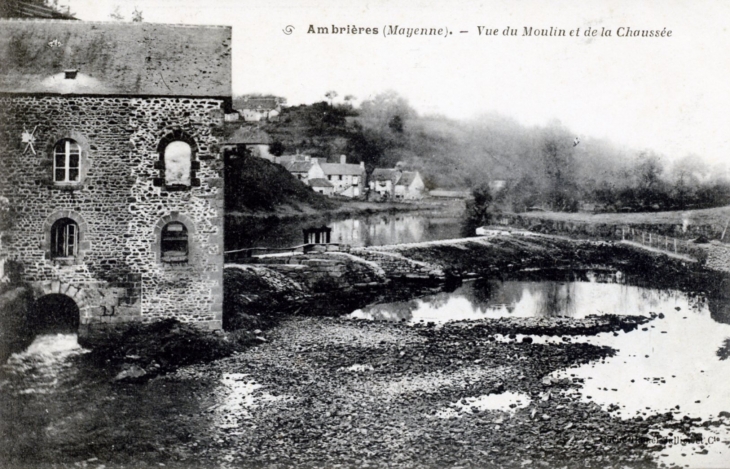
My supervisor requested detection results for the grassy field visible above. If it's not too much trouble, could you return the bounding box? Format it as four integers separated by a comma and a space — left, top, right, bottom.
518, 205, 730, 228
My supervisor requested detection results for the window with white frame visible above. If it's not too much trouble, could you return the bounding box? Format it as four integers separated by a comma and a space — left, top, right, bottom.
51, 218, 78, 259
53, 139, 81, 183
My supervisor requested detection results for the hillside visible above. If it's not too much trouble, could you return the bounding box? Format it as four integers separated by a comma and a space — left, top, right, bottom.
231, 91, 730, 214
225, 152, 335, 214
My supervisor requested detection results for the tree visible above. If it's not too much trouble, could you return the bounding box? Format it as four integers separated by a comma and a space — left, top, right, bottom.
635, 151, 667, 209
540, 126, 579, 211
462, 183, 498, 236
325, 90, 338, 106
109, 5, 124, 20
269, 140, 285, 157
343, 95, 356, 108
108, 5, 143, 22
636, 152, 663, 192
388, 115, 404, 133
359, 91, 416, 127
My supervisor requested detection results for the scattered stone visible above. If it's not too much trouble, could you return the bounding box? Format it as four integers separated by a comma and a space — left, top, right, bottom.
113, 364, 147, 382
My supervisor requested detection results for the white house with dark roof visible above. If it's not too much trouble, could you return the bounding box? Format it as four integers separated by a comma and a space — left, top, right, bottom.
395, 171, 426, 200
320, 155, 366, 198
369, 168, 400, 198
276, 154, 365, 198
369, 165, 426, 200
238, 96, 284, 122
279, 155, 325, 184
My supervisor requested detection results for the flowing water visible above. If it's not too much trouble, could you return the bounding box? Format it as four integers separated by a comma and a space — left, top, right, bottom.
2, 270, 729, 467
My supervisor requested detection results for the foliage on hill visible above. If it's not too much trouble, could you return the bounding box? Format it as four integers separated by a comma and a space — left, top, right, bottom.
225, 150, 335, 213
250, 91, 730, 213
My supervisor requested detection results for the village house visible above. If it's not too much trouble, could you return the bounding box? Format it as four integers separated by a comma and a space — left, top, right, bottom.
223, 126, 274, 161
309, 178, 335, 196
394, 171, 427, 200
278, 155, 325, 184
0, 19, 231, 334
277, 154, 365, 198
238, 96, 284, 122
370, 168, 399, 199
369, 164, 427, 200
320, 155, 366, 198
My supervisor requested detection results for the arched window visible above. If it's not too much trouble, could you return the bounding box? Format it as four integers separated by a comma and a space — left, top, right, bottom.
164, 141, 192, 186
161, 222, 188, 263
54, 139, 81, 183
51, 218, 78, 259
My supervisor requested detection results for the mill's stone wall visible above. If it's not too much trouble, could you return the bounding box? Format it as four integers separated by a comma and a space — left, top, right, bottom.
0, 95, 225, 330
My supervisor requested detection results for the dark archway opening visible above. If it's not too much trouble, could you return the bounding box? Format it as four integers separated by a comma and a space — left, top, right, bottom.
27, 294, 80, 335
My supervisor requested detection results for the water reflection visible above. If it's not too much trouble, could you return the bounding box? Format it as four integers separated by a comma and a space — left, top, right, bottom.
350, 270, 730, 468
226, 213, 464, 250
350, 273, 694, 324
552, 298, 730, 468
329, 215, 462, 247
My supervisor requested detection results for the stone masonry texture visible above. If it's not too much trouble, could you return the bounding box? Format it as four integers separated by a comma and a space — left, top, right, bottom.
0, 95, 225, 330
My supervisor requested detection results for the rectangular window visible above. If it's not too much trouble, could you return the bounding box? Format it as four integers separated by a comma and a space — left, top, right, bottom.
54, 140, 81, 183
52, 221, 77, 258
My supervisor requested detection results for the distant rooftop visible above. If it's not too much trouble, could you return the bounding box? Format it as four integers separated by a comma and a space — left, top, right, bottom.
320, 162, 364, 176
0, 19, 231, 97
308, 178, 333, 188
371, 168, 399, 181
396, 171, 419, 186
238, 97, 281, 110
284, 161, 315, 173
1, 0, 77, 20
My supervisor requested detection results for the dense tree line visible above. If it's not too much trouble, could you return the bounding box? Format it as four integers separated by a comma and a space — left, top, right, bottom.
256, 91, 730, 212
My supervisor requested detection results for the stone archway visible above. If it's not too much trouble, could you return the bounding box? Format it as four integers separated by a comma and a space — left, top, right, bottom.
27, 293, 80, 335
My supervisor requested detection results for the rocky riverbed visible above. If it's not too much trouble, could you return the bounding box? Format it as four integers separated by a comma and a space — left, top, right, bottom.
148, 315, 684, 469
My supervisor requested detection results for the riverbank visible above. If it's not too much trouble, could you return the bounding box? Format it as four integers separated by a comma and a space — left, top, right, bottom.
4, 233, 730, 467
227, 234, 726, 309
1, 314, 670, 468
154, 315, 668, 468
227, 198, 464, 220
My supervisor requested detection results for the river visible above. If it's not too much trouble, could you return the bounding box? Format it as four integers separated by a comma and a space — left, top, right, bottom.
2, 270, 729, 467
226, 210, 465, 250
349, 271, 730, 468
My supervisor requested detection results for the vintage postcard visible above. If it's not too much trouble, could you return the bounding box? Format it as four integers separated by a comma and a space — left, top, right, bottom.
1, 0, 729, 468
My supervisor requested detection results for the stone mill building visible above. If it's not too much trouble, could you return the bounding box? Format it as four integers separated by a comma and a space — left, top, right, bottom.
0, 19, 232, 334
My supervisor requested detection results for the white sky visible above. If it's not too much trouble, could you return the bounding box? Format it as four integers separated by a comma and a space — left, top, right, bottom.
63, 0, 730, 165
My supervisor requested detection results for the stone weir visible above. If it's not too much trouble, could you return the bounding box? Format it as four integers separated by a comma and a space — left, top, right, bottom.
225, 233, 636, 296
226, 231, 730, 299
234, 246, 446, 293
